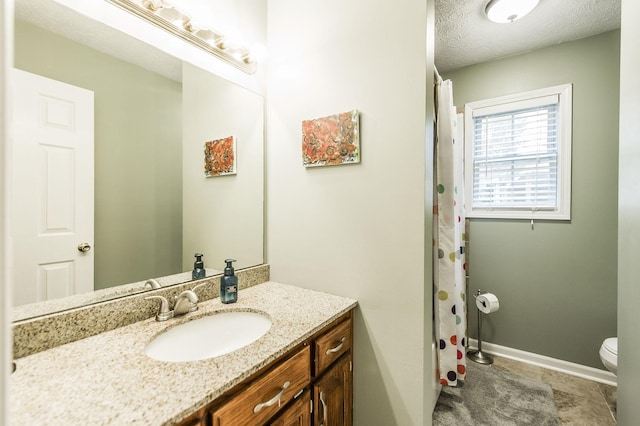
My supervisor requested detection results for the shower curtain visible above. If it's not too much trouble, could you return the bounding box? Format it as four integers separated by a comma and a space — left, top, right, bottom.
434, 75, 467, 386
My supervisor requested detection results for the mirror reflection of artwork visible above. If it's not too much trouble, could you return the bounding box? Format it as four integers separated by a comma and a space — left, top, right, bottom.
302, 110, 360, 167
204, 136, 237, 177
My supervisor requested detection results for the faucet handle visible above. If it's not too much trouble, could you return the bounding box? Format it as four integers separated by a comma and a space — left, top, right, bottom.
193, 281, 210, 290
145, 295, 173, 321
177, 289, 199, 303
174, 290, 199, 315
192, 281, 209, 295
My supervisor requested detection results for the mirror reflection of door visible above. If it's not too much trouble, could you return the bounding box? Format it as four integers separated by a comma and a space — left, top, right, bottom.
11, 68, 94, 305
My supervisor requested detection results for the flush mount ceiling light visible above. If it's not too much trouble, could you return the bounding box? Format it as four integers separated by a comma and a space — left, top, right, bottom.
485, 0, 540, 23
106, 0, 259, 74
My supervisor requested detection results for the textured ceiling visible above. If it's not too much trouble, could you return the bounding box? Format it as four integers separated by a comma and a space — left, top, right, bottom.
436, 0, 622, 73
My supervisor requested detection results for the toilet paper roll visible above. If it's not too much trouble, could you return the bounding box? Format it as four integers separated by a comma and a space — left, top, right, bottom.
476, 293, 499, 314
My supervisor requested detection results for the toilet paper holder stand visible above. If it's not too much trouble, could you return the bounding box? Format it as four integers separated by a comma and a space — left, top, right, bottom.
467, 289, 495, 365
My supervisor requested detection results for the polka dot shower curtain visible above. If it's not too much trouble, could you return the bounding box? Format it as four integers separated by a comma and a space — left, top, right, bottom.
434, 76, 467, 386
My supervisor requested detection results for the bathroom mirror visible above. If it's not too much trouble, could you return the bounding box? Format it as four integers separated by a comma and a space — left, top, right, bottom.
11, 0, 264, 321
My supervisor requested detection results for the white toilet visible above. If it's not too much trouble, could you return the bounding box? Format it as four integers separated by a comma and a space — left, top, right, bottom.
599, 337, 618, 375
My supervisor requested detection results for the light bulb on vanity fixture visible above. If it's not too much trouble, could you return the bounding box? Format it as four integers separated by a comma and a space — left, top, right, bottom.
247, 43, 267, 64
485, 0, 540, 23
107, 0, 259, 73
156, 5, 188, 28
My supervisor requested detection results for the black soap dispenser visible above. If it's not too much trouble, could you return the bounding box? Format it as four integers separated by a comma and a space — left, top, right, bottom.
192, 253, 206, 279
220, 259, 238, 304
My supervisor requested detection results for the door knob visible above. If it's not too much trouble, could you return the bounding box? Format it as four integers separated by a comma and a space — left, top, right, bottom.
77, 242, 91, 252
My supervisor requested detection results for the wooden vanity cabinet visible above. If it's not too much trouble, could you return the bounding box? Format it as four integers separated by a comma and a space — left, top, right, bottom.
175, 310, 353, 426
311, 313, 353, 426
175, 406, 208, 426
312, 355, 352, 426
211, 346, 311, 426
177, 416, 206, 426
313, 316, 352, 375
268, 390, 312, 426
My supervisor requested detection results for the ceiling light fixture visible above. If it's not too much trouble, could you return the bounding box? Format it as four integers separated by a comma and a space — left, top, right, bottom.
485, 0, 540, 24
106, 0, 259, 74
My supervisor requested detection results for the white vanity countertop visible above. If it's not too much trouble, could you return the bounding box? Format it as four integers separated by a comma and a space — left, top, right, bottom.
10, 282, 358, 425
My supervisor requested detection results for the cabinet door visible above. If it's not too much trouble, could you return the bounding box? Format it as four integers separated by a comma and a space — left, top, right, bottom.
313, 355, 352, 426
175, 407, 207, 426
268, 391, 311, 426
211, 346, 310, 426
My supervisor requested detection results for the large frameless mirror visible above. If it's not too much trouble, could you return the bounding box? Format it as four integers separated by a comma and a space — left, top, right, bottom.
12, 0, 264, 321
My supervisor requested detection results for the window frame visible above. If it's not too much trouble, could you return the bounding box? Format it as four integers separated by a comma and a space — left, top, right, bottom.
464, 84, 573, 220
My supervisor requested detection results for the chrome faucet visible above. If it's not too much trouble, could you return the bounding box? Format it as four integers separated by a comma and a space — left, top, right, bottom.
145, 290, 199, 322
173, 290, 199, 316
144, 279, 161, 289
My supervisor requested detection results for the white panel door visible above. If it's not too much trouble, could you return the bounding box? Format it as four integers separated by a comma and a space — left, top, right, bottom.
11, 68, 94, 306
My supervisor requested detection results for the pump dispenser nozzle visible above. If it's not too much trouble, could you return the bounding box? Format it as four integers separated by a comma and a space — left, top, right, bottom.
224, 259, 236, 276
192, 253, 205, 279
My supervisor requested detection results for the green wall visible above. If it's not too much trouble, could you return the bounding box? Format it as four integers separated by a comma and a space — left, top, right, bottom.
444, 30, 620, 368
14, 21, 183, 290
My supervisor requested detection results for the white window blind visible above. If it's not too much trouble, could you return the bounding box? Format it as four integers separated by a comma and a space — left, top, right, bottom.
464, 85, 572, 220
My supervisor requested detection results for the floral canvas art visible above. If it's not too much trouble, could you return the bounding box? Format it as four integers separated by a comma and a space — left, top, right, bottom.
302, 110, 360, 167
204, 136, 236, 177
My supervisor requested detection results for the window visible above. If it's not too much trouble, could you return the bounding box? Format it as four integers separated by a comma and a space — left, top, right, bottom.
464, 84, 572, 220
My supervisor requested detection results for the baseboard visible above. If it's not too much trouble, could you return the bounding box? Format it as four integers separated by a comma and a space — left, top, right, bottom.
468, 339, 617, 387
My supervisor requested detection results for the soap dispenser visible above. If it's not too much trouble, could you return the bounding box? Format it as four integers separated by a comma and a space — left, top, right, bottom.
220, 259, 238, 304
192, 253, 206, 279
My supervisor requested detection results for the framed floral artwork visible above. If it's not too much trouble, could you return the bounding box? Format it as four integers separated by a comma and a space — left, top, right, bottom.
302, 110, 360, 167
204, 136, 236, 177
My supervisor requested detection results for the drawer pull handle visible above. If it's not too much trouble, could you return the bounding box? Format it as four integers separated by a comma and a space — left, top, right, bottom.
319, 390, 328, 426
253, 381, 290, 413
325, 337, 346, 355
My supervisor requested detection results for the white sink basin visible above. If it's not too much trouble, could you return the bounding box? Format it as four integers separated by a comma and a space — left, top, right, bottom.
144, 311, 272, 362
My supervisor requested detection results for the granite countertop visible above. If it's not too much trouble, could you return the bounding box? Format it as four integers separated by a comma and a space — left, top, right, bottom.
10, 282, 357, 425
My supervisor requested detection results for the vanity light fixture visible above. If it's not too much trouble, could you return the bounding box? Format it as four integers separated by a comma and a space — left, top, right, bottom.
485, 0, 540, 23
106, 0, 259, 74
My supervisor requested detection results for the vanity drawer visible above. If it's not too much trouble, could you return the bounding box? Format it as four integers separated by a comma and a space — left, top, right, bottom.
314, 318, 352, 376
211, 345, 311, 426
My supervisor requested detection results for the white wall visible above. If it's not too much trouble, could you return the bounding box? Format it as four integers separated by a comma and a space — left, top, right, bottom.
1, 1, 11, 423
266, 1, 433, 424
425, 2, 438, 416
617, 0, 640, 423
